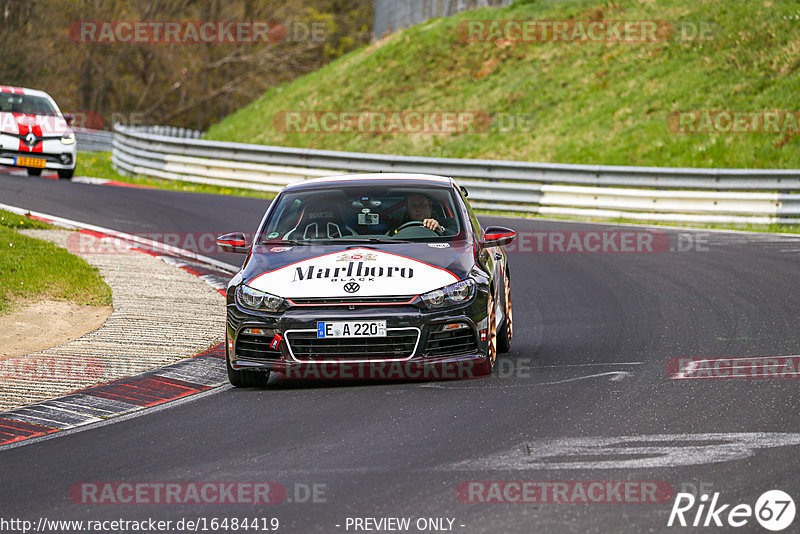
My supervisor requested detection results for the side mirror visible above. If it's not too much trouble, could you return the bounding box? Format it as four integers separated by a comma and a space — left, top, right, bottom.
63, 114, 74, 126
217, 232, 249, 253
482, 226, 516, 248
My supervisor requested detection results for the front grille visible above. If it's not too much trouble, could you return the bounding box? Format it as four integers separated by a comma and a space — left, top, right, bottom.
287, 329, 419, 361
425, 327, 478, 357
235, 332, 282, 361
288, 296, 415, 306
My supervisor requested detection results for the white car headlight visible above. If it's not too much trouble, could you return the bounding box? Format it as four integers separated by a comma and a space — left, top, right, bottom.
60, 132, 76, 145
236, 285, 284, 312
420, 279, 475, 309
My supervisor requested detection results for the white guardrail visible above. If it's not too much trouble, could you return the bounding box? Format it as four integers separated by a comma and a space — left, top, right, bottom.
112, 124, 800, 224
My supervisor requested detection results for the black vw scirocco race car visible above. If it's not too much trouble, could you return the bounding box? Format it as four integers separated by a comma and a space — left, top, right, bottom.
217, 173, 516, 386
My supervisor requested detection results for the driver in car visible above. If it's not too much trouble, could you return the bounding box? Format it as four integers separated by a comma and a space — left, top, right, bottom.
392, 193, 445, 234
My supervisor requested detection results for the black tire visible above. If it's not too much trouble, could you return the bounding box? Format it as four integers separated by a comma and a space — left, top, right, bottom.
497, 321, 511, 354
497, 269, 513, 354
226, 354, 270, 387
58, 169, 74, 180
27, 168, 42, 176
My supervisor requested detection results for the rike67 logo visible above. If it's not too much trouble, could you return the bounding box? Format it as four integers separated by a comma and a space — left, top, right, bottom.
668, 490, 795, 531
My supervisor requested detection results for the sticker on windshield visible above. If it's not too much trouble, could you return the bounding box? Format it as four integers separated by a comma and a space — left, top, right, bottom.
267, 232, 280, 239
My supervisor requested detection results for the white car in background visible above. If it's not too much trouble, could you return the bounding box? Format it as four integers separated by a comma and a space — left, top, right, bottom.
0, 85, 77, 179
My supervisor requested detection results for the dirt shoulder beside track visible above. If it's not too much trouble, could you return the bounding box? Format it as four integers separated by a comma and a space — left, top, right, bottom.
0, 229, 225, 413
0, 300, 112, 359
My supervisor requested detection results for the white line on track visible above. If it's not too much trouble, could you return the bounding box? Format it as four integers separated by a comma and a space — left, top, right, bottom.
420, 370, 633, 389
540, 371, 633, 384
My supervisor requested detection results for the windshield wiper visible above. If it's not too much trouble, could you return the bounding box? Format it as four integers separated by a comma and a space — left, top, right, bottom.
261, 237, 414, 246
332, 237, 413, 244
259, 239, 314, 246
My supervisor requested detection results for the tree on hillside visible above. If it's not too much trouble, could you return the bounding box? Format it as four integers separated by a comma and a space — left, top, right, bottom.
0, 0, 372, 130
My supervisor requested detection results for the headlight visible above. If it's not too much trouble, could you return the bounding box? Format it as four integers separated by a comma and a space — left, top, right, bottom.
60, 132, 76, 145
236, 285, 283, 312
420, 279, 475, 309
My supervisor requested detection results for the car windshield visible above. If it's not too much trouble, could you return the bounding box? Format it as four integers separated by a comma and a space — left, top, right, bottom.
259, 185, 465, 243
0, 94, 58, 116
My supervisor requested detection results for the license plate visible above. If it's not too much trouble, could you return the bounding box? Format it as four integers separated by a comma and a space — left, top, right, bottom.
317, 320, 387, 338
16, 156, 46, 168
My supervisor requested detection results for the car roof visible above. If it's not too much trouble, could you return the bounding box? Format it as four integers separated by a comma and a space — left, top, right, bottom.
284, 173, 456, 192
0, 86, 51, 98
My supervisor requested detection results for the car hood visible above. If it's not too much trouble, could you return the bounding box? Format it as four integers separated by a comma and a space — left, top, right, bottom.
0, 112, 69, 136
242, 243, 475, 299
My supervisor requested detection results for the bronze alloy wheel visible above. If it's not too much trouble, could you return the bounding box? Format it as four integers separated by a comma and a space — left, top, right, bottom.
497, 269, 513, 354
487, 292, 497, 370
504, 270, 513, 340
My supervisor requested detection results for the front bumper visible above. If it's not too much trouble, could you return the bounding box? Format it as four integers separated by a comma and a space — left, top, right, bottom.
0, 144, 77, 170
226, 293, 491, 380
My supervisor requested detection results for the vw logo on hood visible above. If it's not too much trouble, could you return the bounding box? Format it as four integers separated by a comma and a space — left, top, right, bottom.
343, 282, 360, 293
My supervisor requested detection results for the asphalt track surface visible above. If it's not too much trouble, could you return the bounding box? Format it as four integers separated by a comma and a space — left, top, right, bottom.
2, 171, 800, 533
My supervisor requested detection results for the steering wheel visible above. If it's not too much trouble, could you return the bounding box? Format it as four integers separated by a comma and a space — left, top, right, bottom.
388, 220, 440, 237
394, 221, 427, 232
